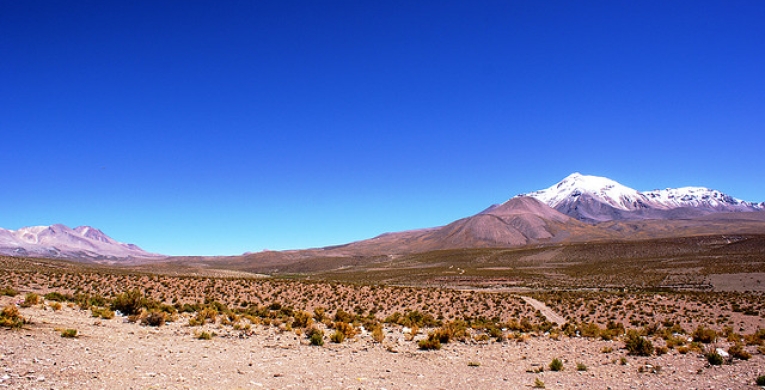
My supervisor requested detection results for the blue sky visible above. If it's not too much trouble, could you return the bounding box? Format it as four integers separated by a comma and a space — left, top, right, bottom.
1, 1, 763, 256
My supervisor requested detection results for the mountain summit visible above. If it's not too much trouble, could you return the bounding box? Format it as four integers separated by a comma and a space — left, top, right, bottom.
0, 224, 164, 261
518, 173, 763, 222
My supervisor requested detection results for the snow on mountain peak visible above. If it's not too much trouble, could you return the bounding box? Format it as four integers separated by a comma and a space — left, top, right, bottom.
518, 173, 762, 219
520, 173, 649, 211
644, 187, 757, 210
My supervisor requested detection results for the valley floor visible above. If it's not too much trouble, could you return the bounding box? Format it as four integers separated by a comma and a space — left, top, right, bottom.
2, 298, 764, 390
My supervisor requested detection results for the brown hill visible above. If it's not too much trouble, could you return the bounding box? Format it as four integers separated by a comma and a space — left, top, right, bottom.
158, 205, 765, 276
333, 197, 592, 254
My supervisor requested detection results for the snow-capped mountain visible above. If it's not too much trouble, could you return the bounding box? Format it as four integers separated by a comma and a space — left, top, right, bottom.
643, 187, 762, 211
0, 224, 164, 261
518, 173, 763, 222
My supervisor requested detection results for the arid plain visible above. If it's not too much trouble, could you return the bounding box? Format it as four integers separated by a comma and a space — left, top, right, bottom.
2, 231, 765, 389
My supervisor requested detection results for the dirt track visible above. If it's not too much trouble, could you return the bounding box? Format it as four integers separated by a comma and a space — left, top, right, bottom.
519, 296, 567, 326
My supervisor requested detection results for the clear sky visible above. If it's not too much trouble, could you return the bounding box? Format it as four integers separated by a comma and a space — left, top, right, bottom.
1, 1, 763, 256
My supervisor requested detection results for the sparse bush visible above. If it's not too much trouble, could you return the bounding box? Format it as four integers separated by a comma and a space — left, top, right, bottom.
438, 320, 469, 342
189, 307, 218, 326
549, 358, 564, 371
0, 287, 18, 297
387, 310, 439, 328
307, 327, 324, 346
50, 302, 62, 311
728, 343, 751, 360
197, 331, 213, 340
332, 321, 356, 338
76, 293, 107, 311
44, 292, 70, 302
744, 329, 765, 346
473, 333, 490, 342
111, 289, 145, 316
91, 307, 115, 319
330, 330, 345, 343
692, 325, 717, 344
292, 310, 313, 328
706, 350, 723, 366
579, 322, 602, 338
417, 334, 441, 350
722, 326, 741, 342
371, 324, 384, 343
625, 330, 653, 356
756, 375, 765, 386
665, 335, 686, 349
533, 378, 545, 389
60, 328, 78, 338
141, 311, 167, 327
576, 362, 587, 371
313, 307, 326, 322
20, 293, 40, 307
0, 305, 26, 329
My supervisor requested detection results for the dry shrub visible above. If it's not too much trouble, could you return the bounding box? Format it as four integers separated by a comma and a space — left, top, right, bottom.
706, 350, 724, 366
692, 325, 717, 344
744, 329, 765, 346
197, 331, 213, 340
549, 358, 563, 371
0, 287, 18, 297
141, 311, 167, 327
624, 330, 653, 356
665, 335, 686, 349
189, 307, 218, 326
579, 322, 602, 338
292, 310, 313, 328
111, 289, 146, 316
371, 324, 385, 343
20, 293, 40, 308
307, 327, 324, 346
333, 321, 356, 338
0, 305, 26, 329
728, 343, 751, 360
330, 330, 345, 343
418, 333, 442, 350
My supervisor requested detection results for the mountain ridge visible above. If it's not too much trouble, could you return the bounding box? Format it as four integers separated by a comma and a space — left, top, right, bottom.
517, 172, 763, 223
0, 224, 164, 262
3, 173, 763, 263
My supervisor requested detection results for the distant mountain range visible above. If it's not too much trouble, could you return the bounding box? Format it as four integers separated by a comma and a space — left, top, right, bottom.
0, 224, 164, 261
2, 173, 764, 262
190, 174, 763, 277
519, 172, 764, 223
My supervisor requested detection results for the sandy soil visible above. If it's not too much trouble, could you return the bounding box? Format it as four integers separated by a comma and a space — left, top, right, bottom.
2, 298, 764, 390
709, 273, 765, 293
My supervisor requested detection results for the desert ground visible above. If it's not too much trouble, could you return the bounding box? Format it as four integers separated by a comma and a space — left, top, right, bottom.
2, 295, 765, 390
2, 248, 765, 389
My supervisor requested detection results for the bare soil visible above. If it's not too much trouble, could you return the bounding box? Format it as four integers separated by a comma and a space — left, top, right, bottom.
3, 298, 765, 390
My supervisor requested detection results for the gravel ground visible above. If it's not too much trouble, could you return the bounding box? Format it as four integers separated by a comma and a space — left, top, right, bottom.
2, 299, 764, 390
